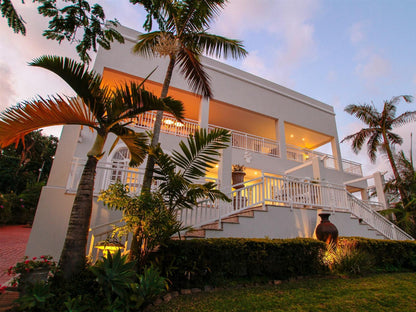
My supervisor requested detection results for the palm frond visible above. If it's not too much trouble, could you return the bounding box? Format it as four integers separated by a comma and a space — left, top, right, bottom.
0, 96, 96, 148
341, 128, 376, 154
29, 56, 105, 117
344, 104, 379, 126
132, 31, 164, 57
386, 132, 403, 146
110, 125, 148, 167
189, 32, 247, 59
392, 111, 416, 127
367, 131, 382, 162
183, 0, 226, 30
176, 47, 212, 97
172, 128, 230, 182
108, 82, 184, 126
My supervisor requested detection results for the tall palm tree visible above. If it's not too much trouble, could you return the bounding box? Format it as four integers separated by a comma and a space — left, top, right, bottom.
132, 0, 248, 191
342, 95, 415, 202
0, 56, 184, 279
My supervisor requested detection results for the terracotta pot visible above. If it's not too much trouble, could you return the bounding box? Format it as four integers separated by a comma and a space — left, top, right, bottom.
20, 267, 50, 294
232, 171, 246, 189
315, 213, 338, 244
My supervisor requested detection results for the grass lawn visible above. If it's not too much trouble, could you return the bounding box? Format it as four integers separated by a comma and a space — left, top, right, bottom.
152, 273, 416, 312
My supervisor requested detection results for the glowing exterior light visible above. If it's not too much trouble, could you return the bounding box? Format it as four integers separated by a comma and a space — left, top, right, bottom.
290, 134, 294, 138
163, 119, 174, 125
174, 122, 184, 127
302, 138, 305, 141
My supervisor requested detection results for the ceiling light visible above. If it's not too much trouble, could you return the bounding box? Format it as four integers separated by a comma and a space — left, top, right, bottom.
163, 119, 174, 125
174, 122, 184, 127
290, 134, 294, 138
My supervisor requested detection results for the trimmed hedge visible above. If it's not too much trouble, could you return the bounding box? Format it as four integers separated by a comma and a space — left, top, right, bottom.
151, 238, 326, 288
339, 237, 416, 271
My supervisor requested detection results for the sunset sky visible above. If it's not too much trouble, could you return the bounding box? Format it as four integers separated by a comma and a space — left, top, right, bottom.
1, 0, 415, 178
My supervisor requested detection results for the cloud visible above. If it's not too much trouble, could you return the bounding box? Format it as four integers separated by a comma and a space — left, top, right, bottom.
349, 22, 366, 44
0, 63, 16, 110
212, 0, 320, 87
356, 54, 391, 81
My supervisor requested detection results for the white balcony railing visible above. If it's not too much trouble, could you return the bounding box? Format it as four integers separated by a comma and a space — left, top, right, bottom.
66, 157, 218, 196
286, 145, 362, 176
209, 125, 280, 157
134, 111, 200, 138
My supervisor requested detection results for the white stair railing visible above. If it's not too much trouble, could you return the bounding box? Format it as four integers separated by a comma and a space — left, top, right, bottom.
180, 174, 413, 241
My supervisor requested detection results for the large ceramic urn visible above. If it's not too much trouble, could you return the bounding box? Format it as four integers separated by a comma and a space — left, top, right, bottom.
232, 171, 246, 189
315, 213, 338, 244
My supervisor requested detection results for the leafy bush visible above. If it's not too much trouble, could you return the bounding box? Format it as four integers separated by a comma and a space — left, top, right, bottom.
151, 238, 326, 288
340, 237, 416, 272
322, 241, 374, 276
13, 251, 167, 312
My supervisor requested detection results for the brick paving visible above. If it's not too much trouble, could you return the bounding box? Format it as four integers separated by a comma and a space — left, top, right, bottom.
0, 225, 31, 286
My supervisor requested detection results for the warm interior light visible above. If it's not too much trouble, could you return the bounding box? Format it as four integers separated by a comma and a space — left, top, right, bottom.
174, 121, 184, 127
290, 134, 294, 138
164, 119, 174, 125
254, 171, 258, 175
215, 164, 219, 168
302, 138, 305, 141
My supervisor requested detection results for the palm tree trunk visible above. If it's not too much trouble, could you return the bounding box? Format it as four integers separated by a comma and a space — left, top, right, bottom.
59, 155, 98, 279
59, 133, 106, 279
383, 133, 407, 203
141, 55, 176, 192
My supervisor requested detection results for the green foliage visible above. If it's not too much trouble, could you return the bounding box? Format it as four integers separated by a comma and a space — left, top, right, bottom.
15, 282, 54, 312
151, 238, 326, 288
322, 241, 374, 276
14, 252, 167, 312
99, 184, 185, 266
90, 251, 136, 302
341, 237, 416, 272
135, 265, 168, 304
2, 0, 123, 63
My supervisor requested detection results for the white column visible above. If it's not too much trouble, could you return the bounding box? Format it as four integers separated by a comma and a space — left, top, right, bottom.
278, 119, 287, 159
199, 97, 210, 129
218, 142, 232, 195
312, 157, 324, 181
331, 137, 343, 171
373, 171, 388, 208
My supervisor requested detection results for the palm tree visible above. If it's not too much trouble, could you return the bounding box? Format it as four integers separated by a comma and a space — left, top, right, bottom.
382, 150, 416, 236
132, 0, 248, 191
0, 55, 184, 279
342, 95, 415, 202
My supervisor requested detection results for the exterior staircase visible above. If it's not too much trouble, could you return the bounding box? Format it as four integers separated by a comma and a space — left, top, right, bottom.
177, 174, 413, 241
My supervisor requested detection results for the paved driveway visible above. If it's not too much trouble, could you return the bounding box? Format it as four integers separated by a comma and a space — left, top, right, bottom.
0, 226, 31, 285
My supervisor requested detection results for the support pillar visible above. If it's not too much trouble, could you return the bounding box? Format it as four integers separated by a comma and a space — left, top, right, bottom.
331, 137, 343, 171
278, 119, 287, 159
373, 171, 388, 209
198, 97, 210, 129
312, 157, 325, 181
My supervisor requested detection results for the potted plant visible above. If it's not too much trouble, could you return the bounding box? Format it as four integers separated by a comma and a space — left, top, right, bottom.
232, 164, 246, 189
8, 255, 56, 292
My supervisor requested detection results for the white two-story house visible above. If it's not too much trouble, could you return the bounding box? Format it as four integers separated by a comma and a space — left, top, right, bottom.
26, 26, 412, 260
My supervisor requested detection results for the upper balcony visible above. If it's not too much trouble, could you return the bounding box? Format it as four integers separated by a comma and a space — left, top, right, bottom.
130, 111, 362, 176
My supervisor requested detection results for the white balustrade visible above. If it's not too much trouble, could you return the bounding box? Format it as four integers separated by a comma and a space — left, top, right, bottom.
134, 112, 199, 137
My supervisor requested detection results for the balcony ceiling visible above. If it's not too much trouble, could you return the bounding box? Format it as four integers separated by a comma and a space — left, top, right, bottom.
285, 122, 332, 149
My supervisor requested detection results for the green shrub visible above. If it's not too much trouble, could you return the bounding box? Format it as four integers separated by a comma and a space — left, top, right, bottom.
339, 237, 416, 272
150, 238, 326, 288
322, 241, 374, 276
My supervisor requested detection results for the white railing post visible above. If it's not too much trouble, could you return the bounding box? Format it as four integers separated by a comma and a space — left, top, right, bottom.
262, 173, 266, 210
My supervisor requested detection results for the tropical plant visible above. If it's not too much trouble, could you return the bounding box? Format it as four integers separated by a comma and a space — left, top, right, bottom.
99, 128, 231, 265
1, 0, 123, 62
382, 150, 416, 236
0, 55, 184, 279
342, 95, 415, 202
132, 0, 247, 191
